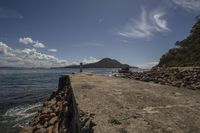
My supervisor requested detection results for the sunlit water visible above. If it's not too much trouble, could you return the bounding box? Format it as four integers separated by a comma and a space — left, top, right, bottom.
0, 68, 128, 133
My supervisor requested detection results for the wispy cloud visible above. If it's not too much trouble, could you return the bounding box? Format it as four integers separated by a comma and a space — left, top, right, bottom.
171, 0, 200, 11
0, 8, 23, 19
19, 37, 45, 48
0, 42, 67, 68
48, 49, 57, 52
152, 12, 170, 31
118, 7, 170, 39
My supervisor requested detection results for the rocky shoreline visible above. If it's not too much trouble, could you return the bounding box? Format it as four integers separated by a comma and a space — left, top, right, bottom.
20, 75, 95, 133
117, 67, 200, 90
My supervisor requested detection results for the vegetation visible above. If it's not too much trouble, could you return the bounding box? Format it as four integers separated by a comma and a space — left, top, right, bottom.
158, 19, 200, 67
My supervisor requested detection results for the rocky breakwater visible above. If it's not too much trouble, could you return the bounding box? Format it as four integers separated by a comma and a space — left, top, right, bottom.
119, 67, 200, 90
20, 75, 80, 133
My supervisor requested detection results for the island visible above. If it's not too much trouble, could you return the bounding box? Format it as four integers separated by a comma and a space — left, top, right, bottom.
64, 58, 137, 68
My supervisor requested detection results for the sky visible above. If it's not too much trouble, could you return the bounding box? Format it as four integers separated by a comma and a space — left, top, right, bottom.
0, 0, 200, 68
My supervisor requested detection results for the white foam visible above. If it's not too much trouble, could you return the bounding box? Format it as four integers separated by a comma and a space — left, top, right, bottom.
3, 102, 42, 125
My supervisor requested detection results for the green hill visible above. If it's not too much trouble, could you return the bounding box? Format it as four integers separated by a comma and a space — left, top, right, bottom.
158, 19, 200, 67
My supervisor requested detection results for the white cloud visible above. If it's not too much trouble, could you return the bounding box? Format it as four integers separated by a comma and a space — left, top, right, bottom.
0, 42, 16, 57
0, 42, 68, 68
0, 44, 100, 67
136, 61, 158, 69
48, 49, 57, 52
153, 12, 170, 31
33, 42, 45, 48
118, 7, 170, 39
82, 56, 99, 64
19, 37, 34, 45
171, 0, 200, 11
0, 8, 23, 19
19, 37, 45, 48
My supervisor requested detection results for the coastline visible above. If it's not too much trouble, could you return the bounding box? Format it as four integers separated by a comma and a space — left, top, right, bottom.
117, 67, 200, 90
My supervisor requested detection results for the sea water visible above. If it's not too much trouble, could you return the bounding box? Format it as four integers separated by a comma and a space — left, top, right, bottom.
0, 68, 123, 133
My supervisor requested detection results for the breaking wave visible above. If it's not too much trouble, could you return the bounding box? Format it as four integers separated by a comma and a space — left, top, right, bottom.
2, 102, 42, 127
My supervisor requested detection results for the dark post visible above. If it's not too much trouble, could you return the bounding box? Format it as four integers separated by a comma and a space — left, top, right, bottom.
80, 62, 83, 72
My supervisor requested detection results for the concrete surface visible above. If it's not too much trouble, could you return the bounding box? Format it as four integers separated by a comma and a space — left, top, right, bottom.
71, 72, 200, 133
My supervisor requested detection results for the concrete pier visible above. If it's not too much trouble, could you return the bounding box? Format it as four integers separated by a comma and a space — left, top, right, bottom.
21, 72, 200, 133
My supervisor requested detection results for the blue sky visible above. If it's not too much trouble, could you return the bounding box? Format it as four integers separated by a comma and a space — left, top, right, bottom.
0, 0, 199, 68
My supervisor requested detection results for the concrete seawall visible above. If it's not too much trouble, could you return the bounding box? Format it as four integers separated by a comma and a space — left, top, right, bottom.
20, 75, 80, 133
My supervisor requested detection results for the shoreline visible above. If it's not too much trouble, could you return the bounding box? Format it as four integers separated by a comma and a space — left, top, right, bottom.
117, 67, 200, 90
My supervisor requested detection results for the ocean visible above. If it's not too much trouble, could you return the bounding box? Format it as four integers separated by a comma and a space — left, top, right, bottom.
0, 68, 122, 133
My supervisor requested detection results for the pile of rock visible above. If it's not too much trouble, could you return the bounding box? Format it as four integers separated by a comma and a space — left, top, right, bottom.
79, 110, 96, 133
119, 67, 200, 90
20, 75, 96, 133
21, 95, 67, 133
20, 75, 79, 133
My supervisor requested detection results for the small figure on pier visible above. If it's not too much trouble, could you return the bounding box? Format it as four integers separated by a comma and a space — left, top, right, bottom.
80, 62, 83, 72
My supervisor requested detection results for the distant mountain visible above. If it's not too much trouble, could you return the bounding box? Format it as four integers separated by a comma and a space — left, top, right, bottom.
65, 58, 137, 68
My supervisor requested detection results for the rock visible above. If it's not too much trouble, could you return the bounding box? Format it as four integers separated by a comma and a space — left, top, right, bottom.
175, 73, 184, 79
108, 118, 121, 125
81, 119, 96, 133
35, 128, 47, 133
89, 113, 95, 118
181, 82, 186, 87
172, 81, 182, 87
119, 128, 128, 133
39, 114, 49, 125
48, 90, 57, 100
188, 85, 200, 90
49, 116, 57, 125
47, 126, 53, 133
52, 122, 59, 133
44, 121, 48, 128
56, 95, 62, 101
120, 67, 200, 91
34, 124, 43, 131
53, 106, 60, 114
49, 113, 56, 118
20, 126, 34, 133
42, 107, 51, 114
160, 82, 165, 85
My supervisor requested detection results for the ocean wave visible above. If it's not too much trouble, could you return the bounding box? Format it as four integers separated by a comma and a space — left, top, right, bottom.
3, 102, 42, 127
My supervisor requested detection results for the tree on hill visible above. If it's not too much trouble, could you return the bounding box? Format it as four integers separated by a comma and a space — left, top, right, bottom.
158, 19, 200, 67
